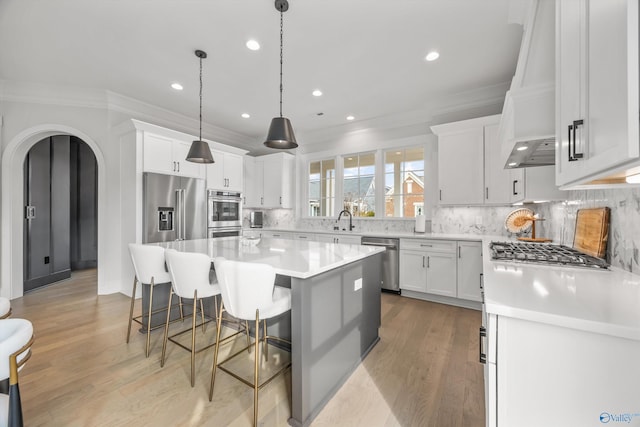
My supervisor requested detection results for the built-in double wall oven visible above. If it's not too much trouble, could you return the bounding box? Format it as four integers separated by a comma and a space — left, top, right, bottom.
207, 190, 242, 238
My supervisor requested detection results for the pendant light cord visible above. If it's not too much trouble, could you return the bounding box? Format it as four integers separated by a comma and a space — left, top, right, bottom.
279, 6, 284, 118
199, 54, 203, 141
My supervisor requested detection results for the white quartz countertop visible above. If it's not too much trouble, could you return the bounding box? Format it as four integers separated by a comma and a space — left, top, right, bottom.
481, 238, 640, 341
249, 227, 485, 241
155, 237, 385, 279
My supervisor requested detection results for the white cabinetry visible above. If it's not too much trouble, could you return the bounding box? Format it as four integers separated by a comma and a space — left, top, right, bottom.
316, 234, 361, 244
243, 156, 262, 207
481, 313, 640, 427
400, 238, 483, 307
260, 230, 293, 239
433, 121, 485, 205
206, 149, 243, 191
556, 0, 640, 186
143, 133, 205, 179
484, 123, 525, 204
456, 241, 483, 302
399, 239, 457, 297
244, 153, 294, 208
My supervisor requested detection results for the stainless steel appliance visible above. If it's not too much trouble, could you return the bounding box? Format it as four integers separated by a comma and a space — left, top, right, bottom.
361, 236, 399, 293
208, 190, 242, 237
143, 172, 206, 243
250, 211, 263, 228
489, 241, 609, 269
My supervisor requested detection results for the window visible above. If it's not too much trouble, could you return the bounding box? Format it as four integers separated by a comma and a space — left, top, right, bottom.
343, 153, 375, 217
384, 147, 424, 217
308, 159, 335, 216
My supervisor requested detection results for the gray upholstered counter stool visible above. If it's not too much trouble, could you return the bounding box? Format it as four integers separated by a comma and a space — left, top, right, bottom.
127, 243, 183, 358
0, 299, 10, 319
161, 249, 223, 387
209, 257, 292, 427
0, 318, 34, 427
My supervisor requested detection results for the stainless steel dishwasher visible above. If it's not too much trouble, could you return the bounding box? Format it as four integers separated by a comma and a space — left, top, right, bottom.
361, 236, 400, 293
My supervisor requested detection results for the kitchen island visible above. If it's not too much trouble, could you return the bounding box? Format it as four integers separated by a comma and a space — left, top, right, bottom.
156, 236, 385, 427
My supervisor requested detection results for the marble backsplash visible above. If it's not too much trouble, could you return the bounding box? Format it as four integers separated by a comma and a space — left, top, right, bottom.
431, 188, 640, 274
243, 209, 430, 234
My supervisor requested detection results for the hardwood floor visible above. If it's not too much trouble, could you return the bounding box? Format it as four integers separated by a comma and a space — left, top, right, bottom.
9, 269, 484, 427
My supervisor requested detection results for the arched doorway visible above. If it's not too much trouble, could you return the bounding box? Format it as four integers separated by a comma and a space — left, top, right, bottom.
23, 135, 98, 292
1, 125, 107, 299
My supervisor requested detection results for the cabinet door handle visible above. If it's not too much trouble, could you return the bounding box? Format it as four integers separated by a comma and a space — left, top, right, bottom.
173, 161, 176, 172
512, 180, 518, 196
279, 196, 282, 205
479, 326, 487, 364
458, 246, 461, 258
177, 162, 180, 173
427, 256, 430, 268
261, 197, 263, 205
572, 119, 584, 160
422, 255, 425, 268
567, 123, 575, 161
486, 187, 489, 200
439, 189, 442, 201
420, 244, 432, 247
479, 273, 484, 290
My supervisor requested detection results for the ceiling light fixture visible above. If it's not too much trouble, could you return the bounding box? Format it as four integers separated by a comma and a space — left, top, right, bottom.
241, 113, 251, 118
171, 83, 183, 91
246, 39, 261, 51
186, 50, 214, 164
264, 0, 298, 149
346, 115, 355, 121
312, 89, 323, 97
425, 51, 440, 61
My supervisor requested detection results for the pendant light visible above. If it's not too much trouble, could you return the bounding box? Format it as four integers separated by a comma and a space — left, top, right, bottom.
186, 49, 215, 163
264, 0, 298, 149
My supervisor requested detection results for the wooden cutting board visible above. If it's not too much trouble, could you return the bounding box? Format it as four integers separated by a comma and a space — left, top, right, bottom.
573, 207, 610, 259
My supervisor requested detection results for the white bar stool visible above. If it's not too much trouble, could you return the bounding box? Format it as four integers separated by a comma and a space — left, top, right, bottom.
127, 244, 183, 358
209, 257, 292, 427
0, 299, 10, 319
161, 249, 227, 387
0, 318, 34, 427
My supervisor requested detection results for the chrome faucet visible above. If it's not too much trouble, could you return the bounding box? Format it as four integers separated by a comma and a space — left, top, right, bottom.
338, 209, 355, 231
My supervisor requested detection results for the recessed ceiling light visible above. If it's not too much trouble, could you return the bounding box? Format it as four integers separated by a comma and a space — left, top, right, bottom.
508, 162, 517, 167
312, 89, 323, 97
171, 83, 183, 91
517, 146, 528, 151
425, 51, 440, 62
246, 40, 260, 51
347, 157, 353, 160
395, 151, 401, 155
346, 115, 355, 121
241, 113, 250, 119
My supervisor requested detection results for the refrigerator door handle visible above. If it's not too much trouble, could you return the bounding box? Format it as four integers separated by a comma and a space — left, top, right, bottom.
175, 189, 182, 240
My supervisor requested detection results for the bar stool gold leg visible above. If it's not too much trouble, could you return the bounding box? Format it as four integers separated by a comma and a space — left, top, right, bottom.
191, 290, 198, 387
245, 320, 251, 352
263, 319, 268, 360
200, 299, 206, 333
254, 309, 260, 427
145, 278, 155, 358
209, 304, 225, 401
160, 290, 174, 368
126, 277, 138, 343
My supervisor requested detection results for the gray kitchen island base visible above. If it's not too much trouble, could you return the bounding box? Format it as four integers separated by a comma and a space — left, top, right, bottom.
288, 252, 382, 427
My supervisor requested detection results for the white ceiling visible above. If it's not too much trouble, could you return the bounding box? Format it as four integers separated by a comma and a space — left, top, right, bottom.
0, 0, 522, 150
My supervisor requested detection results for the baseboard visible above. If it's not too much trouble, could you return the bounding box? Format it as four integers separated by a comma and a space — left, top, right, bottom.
401, 290, 481, 311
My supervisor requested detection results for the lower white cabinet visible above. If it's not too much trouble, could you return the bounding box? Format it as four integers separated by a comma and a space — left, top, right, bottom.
482, 313, 640, 427
400, 238, 483, 305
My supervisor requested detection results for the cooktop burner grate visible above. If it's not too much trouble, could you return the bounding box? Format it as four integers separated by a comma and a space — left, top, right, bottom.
490, 241, 609, 269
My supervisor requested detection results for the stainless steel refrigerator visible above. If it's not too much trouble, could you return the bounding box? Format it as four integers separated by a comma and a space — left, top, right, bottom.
143, 172, 206, 243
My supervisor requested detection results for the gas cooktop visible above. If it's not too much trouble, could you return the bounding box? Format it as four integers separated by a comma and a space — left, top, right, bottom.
490, 241, 609, 269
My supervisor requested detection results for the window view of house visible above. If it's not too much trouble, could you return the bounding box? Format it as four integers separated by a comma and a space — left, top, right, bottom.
308, 159, 335, 216
384, 147, 425, 217
343, 153, 375, 217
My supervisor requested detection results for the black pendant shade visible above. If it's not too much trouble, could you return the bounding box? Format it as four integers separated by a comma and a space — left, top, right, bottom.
186, 49, 215, 164
264, 117, 298, 149
186, 140, 214, 163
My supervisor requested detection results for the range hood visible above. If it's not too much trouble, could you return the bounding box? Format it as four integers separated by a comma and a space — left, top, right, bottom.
499, 0, 556, 169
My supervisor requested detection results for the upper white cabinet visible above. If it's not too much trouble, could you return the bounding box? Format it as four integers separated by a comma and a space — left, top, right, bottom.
206, 149, 244, 192
433, 117, 488, 205
143, 133, 205, 179
556, 0, 640, 186
485, 123, 525, 204
244, 153, 294, 209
